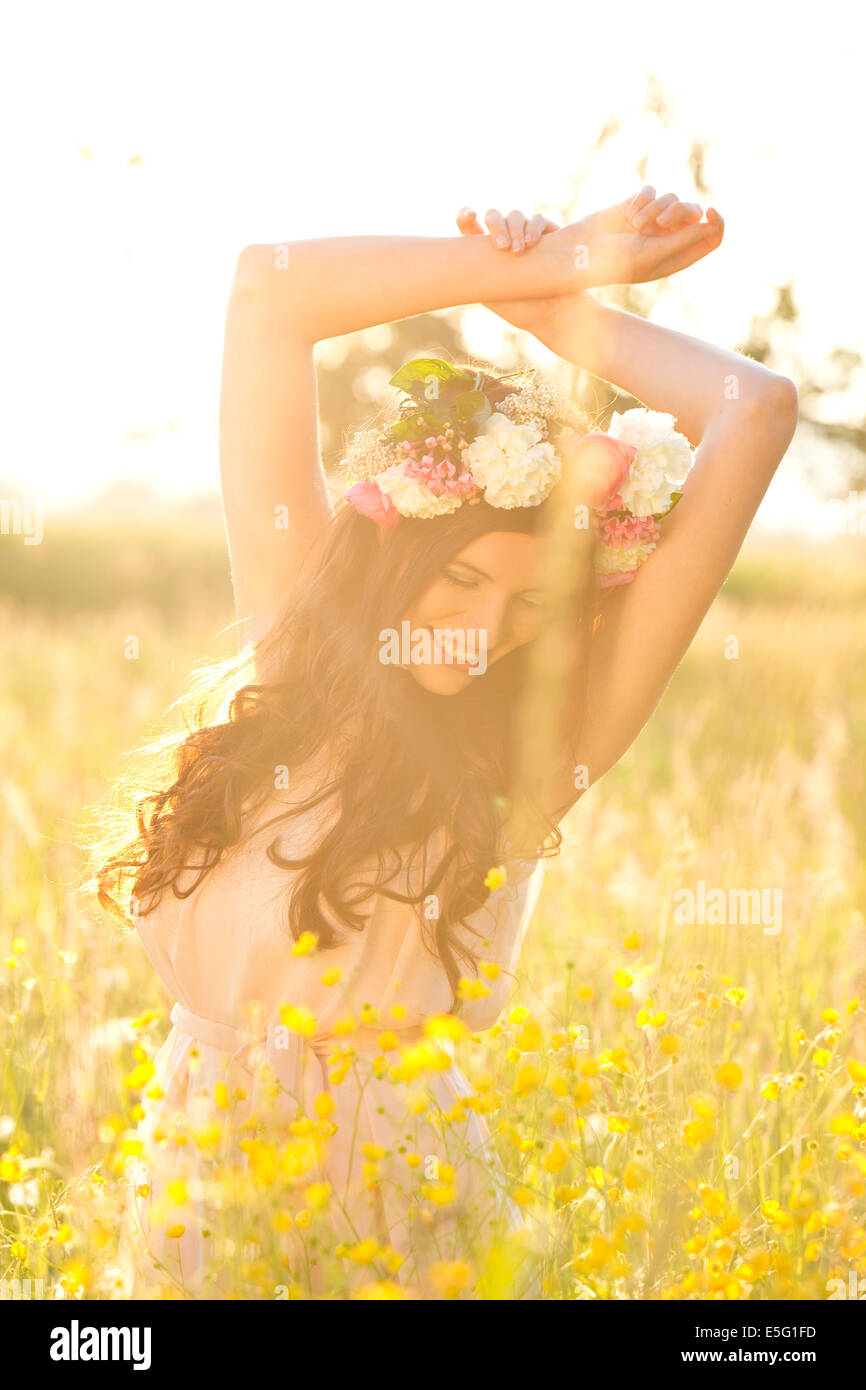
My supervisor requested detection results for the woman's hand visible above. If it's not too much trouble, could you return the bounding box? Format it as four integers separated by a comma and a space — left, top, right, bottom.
456, 188, 724, 332
570, 187, 723, 287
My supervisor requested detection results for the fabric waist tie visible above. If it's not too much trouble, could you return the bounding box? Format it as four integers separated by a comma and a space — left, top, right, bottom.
168, 1002, 331, 1127
169, 1002, 334, 1069
168, 1002, 431, 1066
170, 1003, 254, 1058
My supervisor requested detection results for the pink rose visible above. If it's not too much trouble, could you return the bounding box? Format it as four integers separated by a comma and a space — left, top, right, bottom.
596, 570, 637, 591
559, 431, 636, 507
344, 479, 401, 528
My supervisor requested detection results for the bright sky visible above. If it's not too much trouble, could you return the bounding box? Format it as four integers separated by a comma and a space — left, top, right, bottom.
2, 0, 864, 534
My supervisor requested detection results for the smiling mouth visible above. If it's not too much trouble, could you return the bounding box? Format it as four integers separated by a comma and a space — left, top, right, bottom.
427, 631, 480, 671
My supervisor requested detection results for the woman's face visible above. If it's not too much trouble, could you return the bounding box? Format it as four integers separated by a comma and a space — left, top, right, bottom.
393, 531, 550, 695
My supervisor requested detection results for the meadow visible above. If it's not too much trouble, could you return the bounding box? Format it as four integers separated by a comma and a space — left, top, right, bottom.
1, 518, 865, 1299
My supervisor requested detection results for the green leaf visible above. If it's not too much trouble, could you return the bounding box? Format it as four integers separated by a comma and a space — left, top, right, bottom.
389, 357, 469, 401
389, 405, 448, 442
454, 389, 491, 426
657, 490, 683, 519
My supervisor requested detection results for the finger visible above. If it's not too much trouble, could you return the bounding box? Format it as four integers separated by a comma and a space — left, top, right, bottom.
667, 213, 724, 253
525, 212, 559, 246
484, 208, 510, 249
456, 207, 485, 236
633, 192, 677, 231
506, 209, 528, 253
655, 200, 703, 229
655, 212, 725, 275
657, 238, 717, 276
626, 185, 656, 222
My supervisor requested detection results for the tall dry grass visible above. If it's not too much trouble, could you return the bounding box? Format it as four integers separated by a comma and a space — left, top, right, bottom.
1, 527, 864, 1299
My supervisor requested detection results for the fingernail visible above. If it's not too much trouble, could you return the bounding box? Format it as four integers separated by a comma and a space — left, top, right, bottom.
495, 235, 509, 248
512, 242, 523, 253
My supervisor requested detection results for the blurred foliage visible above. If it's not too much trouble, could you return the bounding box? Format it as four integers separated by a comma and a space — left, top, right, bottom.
316, 312, 476, 469
1, 531, 865, 1299
2, 515, 865, 617
313, 79, 864, 491
0, 516, 233, 618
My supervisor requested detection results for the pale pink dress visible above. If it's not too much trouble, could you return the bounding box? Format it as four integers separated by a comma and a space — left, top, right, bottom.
122, 754, 546, 1295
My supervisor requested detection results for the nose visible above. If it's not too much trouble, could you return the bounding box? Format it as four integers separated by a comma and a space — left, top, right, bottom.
464, 593, 511, 654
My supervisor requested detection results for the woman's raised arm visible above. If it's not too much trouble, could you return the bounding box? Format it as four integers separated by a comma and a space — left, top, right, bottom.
455, 194, 797, 797
219, 230, 586, 647
533, 289, 798, 788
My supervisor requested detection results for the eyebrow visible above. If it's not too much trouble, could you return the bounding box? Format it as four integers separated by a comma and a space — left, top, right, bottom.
446, 560, 491, 580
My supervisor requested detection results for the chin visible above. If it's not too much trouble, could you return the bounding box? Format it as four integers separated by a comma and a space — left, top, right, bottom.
406, 663, 480, 696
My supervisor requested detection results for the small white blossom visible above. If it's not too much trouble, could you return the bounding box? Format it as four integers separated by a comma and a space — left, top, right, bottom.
463, 413, 561, 509
499, 380, 585, 433
338, 429, 401, 483
376, 463, 462, 518
595, 535, 658, 575
607, 409, 693, 516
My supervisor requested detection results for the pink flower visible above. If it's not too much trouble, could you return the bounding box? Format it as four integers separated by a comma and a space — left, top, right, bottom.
596, 571, 637, 591
559, 431, 636, 507
597, 512, 660, 547
344, 479, 401, 528
403, 441, 480, 501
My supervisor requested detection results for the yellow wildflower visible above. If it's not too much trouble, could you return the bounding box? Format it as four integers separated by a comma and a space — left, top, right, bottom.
458, 977, 490, 1000
542, 1140, 568, 1174
425, 1014, 467, 1042
313, 1092, 335, 1120
484, 866, 507, 892
352, 1281, 405, 1300
428, 1260, 473, 1300
279, 1004, 316, 1036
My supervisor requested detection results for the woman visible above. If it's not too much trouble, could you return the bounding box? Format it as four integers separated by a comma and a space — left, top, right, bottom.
100, 187, 797, 1297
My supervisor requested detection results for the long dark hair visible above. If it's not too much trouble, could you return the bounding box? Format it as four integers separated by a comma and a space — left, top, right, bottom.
95, 410, 599, 993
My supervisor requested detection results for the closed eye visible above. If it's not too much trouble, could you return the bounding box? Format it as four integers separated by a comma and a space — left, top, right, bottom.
442, 569, 480, 589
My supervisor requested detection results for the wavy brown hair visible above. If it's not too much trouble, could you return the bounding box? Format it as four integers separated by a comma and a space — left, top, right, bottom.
95, 386, 599, 995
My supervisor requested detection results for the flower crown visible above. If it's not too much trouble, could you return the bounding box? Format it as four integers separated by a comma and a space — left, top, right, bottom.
339, 358, 693, 589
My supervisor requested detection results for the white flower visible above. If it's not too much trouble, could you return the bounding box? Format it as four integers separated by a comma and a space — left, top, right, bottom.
463, 412, 561, 509
607, 409, 693, 517
338, 428, 400, 483
375, 462, 462, 518
595, 536, 658, 575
